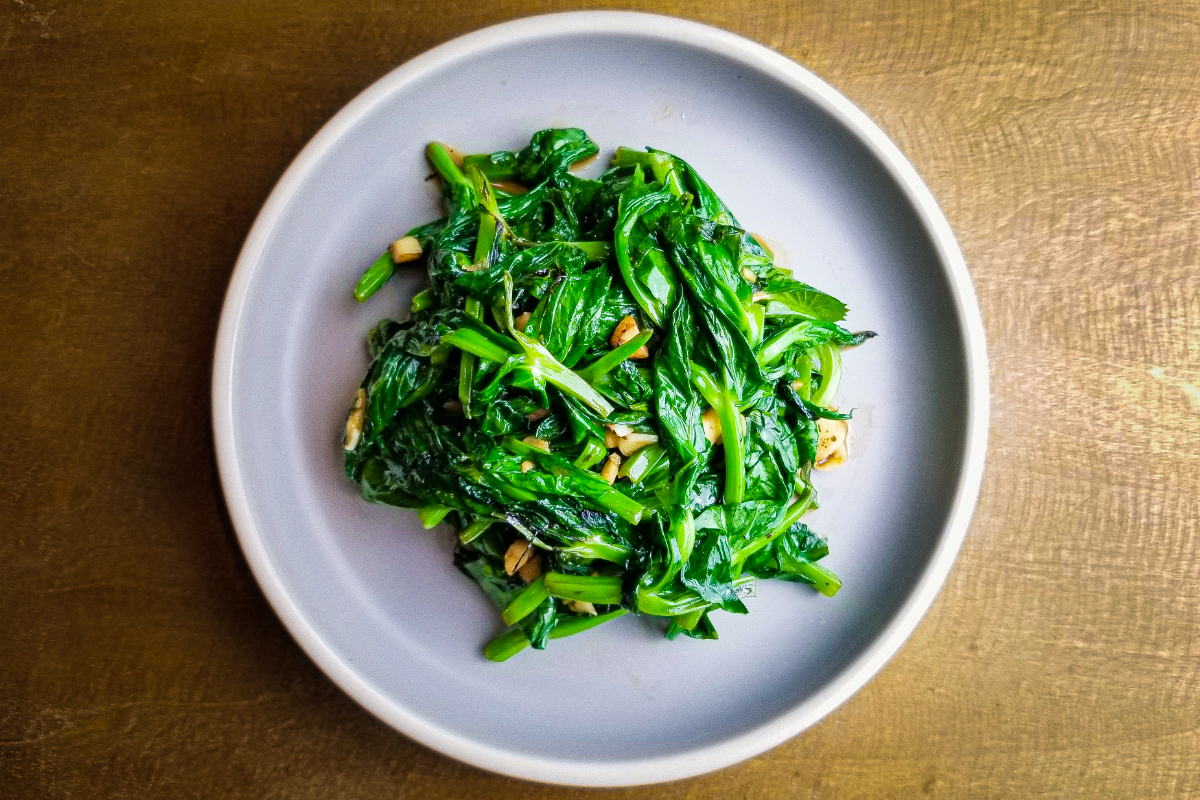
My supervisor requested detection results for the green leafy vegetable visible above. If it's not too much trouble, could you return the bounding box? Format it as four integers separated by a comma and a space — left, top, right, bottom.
344, 129, 874, 659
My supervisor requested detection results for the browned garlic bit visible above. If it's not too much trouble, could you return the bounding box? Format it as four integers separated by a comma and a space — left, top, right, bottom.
604, 423, 658, 456
389, 235, 423, 263
814, 418, 849, 470
514, 311, 532, 332
605, 422, 630, 447
518, 554, 542, 583
617, 432, 658, 456
522, 435, 551, 453
504, 538, 542, 582
740, 266, 758, 284
567, 600, 597, 615
609, 315, 649, 359
604, 426, 620, 448
600, 452, 621, 485
343, 388, 366, 451
520, 460, 535, 474
701, 406, 723, 445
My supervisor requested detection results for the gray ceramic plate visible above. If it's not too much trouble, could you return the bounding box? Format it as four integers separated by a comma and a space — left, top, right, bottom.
213, 11, 988, 787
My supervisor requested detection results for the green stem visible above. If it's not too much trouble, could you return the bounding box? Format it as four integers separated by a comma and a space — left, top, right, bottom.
456, 210, 500, 417
552, 608, 628, 637
544, 572, 624, 605
635, 576, 754, 616
354, 250, 394, 303
793, 353, 812, 401
458, 518, 494, 545
410, 287, 434, 314
443, 328, 511, 364
501, 576, 549, 625
473, 212, 497, 266
483, 627, 529, 662
758, 321, 818, 366
503, 438, 646, 525
417, 504, 450, 529
617, 444, 665, 485
511, 328, 614, 418
811, 343, 842, 408
732, 486, 815, 569
576, 329, 652, 384
690, 363, 745, 504
650, 506, 695, 593
785, 559, 842, 597
572, 437, 608, 470
484, 609, 629, 662
426, 142, 472, 196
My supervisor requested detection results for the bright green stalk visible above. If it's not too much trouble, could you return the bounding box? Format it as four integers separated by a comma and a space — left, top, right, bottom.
473, 212, 498, 265
410, 288, 434, 314
442, 329, 511, 364
552, 608, 628, 637
732, 486, 815, 569
417, 504, 451, 529
758, 322, 819, 367
793, 353, 813, 401
457, 211, 498, 417
572, 437, 608, 470
503, 438, 645, 525
457, 518, 494, 545
501, 576, 549, 625
511, 328, 614, 418
483, 627, 530, 662
490, 271, 614, 417
786, 560, 841, 597
576, 329, 652, 385
648, 504, 695, 593
544, 572, 624, 605
690, 362, 745, 504
617, 444, 665, 484
811, 343, 842, 408
426, 142, 472, 197
556, 538, 634, 564
354, 250, 394, 303
484, 609, 629, 662
747, 302, 765, 346
467, 166, 525, 245
635, 576, 754, 616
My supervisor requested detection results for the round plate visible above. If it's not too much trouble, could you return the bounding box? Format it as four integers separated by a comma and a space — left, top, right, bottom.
213, 11, 988, 787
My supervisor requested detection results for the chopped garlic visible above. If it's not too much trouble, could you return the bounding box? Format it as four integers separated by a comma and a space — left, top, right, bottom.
389, 236, 422, 263
343, 388, 366, 451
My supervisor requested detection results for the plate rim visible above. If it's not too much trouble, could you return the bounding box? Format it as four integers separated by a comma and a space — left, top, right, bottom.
212, 10, 989, 787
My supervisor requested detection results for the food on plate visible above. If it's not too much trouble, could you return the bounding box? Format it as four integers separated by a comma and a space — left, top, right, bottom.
342, 129, 874, 660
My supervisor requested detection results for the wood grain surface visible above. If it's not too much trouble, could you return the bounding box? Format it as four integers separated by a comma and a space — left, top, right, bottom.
2, 1, 1197, 797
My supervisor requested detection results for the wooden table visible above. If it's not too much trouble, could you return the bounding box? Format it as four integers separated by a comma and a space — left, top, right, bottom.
3, 1, 1197, 797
